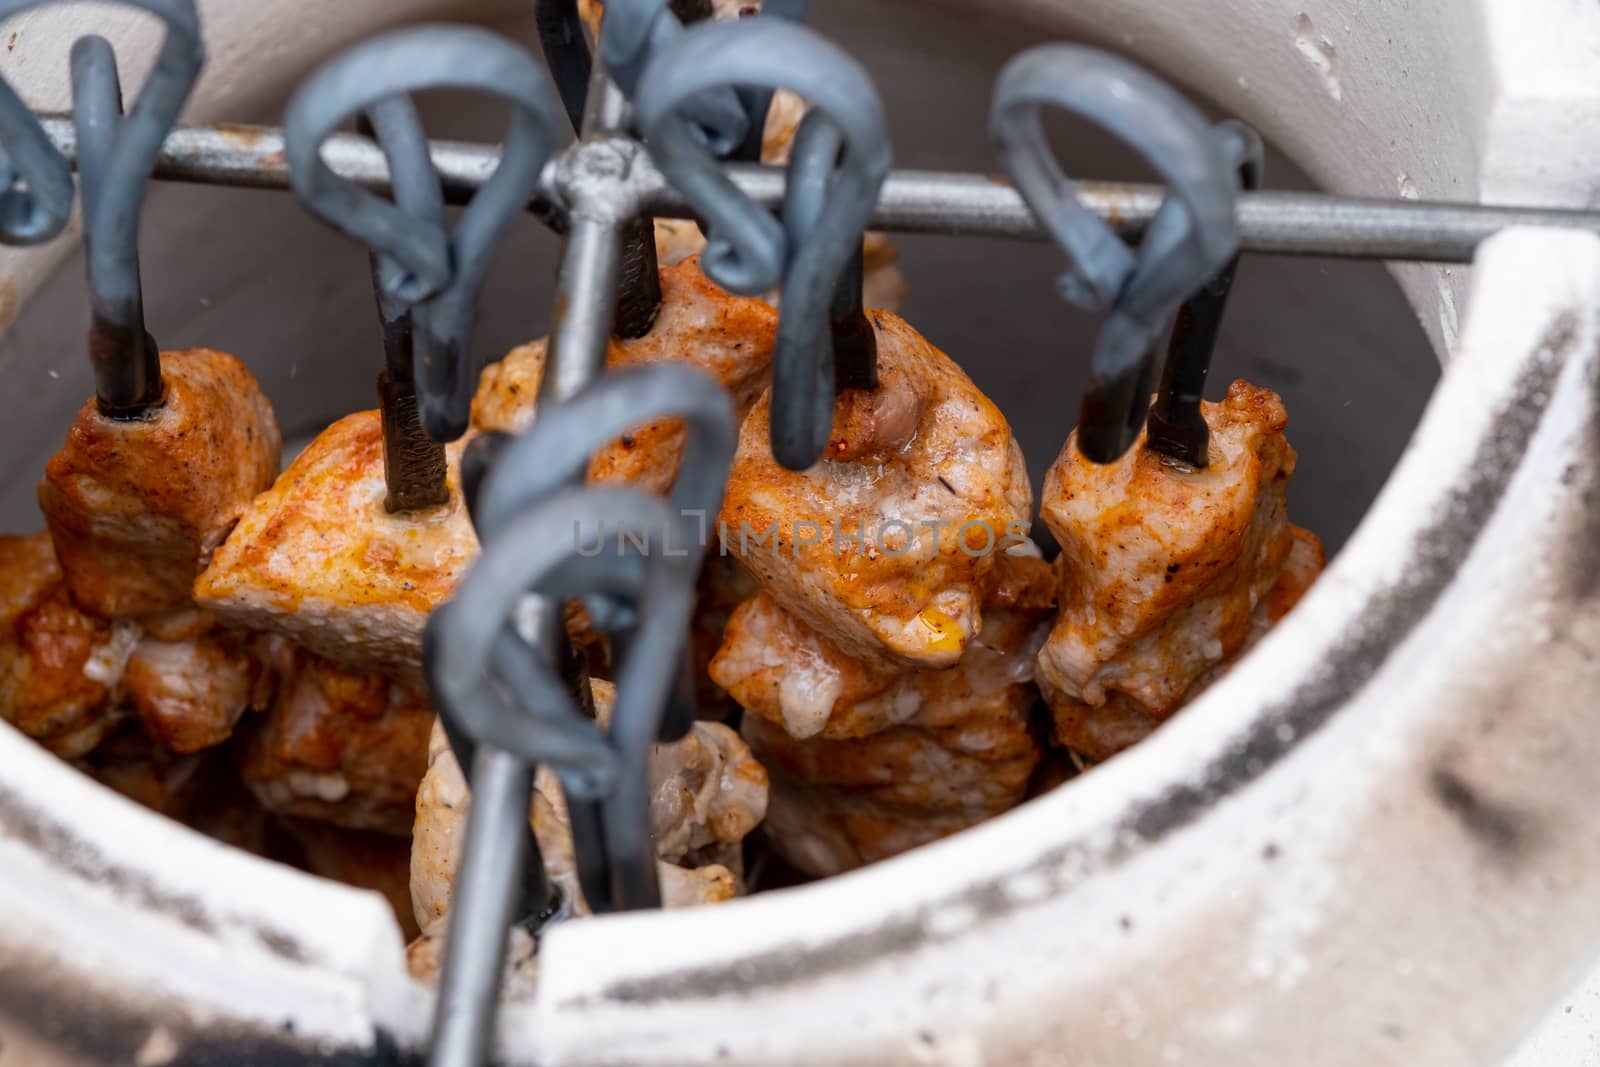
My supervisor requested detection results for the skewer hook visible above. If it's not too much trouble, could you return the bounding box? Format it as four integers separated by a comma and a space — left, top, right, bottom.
284, 25, 564, 441
991, 45, 1240, 464
637, 18, 890, 469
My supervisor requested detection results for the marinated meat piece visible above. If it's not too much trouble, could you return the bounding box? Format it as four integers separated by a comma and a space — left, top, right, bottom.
723, 552, 1051, 876
688, 554, 760, 722
241, 645, 434, 836
0, 536, 137, 758
1036, 381, 1323, 762
122, 629, 265, 754
39, 348, 281, 617
408, 679, 766, 982
1045, 523, 1324, 762
714, 551, 1054, 739
473, 255, 778, 496
720, 310, 1032, 669
0, 532, 61, 624
195, 411, 475, 681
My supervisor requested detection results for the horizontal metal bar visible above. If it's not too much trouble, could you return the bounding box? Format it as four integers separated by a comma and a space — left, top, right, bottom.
36, 115, 1600, 263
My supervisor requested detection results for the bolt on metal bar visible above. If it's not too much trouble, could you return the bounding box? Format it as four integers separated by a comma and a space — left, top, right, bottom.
33, 113, 1600, 263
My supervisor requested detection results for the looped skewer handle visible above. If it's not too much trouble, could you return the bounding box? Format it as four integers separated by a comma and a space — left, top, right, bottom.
600, 0, 748, 155
284, 25, 565, 441
637, 18, 891, 469
1146, 121, 1265, 469
991, 45, 1241, 463
0, 0, 199, 252
34, 0, 204, 413
355, 102, 453, 512
431, 363, 735, 915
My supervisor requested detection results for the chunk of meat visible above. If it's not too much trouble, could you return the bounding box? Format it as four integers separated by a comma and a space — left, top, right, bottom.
408, 679, 766, 983
473, 255, 778, 496
720, 310, 1032, 668
0, 535, 137, 758
1037, 381, 1324, 762
38, 348, 281, 618
687, 554, 760, 722
714, 551, 1055, 739
743, 703, 1038, 878
723, 552, 1051, 876
241, 643, 434, 836
122, 629, 265, 754
1046, 523, 1324, 761
194, 411, 475, 681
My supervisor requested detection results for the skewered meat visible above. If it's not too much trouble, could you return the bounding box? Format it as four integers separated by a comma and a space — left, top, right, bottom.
38, 348, 281, 618
1036, 381, 1324, 762
1045, 523, 1323, 761
688, 554, 760, 721
407, 678, 767, 983
194, 411, 476, 681
473, 255, 777, 474
0, 532, 135, 758
122, 628, 266, 754
720, 310, 1032, 669
241, 639, 434, 836
721, 551, 1052, 876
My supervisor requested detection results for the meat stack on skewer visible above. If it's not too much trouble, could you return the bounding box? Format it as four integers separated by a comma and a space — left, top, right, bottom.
406, 678, 769, 986
1035, 381, 1324, 763
708, 308, 1045, 876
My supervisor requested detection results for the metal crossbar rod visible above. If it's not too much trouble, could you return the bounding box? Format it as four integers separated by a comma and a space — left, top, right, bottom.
33, 114, 1600, 264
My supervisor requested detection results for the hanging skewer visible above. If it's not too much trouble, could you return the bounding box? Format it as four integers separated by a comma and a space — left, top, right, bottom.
991, 44, 1240, 463
1146, 121, 1265, 469
65, 1, 204, 414
637, 16, 890, 468
284, 26, 560, 442
346, 107, 452, 512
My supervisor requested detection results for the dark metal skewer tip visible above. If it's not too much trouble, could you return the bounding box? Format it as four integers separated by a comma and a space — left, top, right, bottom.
377, 371, 451, 512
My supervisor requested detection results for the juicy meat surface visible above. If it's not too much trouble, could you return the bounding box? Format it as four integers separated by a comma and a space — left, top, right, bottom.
0, 533, 133, 758
724, 551, 1052, 876
720, 310, 1032, 669
472, 255, 778, 496
194, 410, 476, 681
1037, 381, 1321, 761
241, 640, 434, 836
408, 679, 766, 982
1045, 523, 1324, 761
122, 629, 265, 754
39, 348, 281, 618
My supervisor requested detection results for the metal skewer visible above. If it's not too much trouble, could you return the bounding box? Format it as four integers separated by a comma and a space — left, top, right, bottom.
29, 115, 1600, 263
1146, 121, 1265, 469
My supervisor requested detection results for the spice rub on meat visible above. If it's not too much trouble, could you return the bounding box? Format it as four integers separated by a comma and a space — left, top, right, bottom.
472, 255, 778, 494
194, 410, 476, 682
0, 532, 138, 758
719, 551, 1053, 876
720, 310, 1032, 670
1036, 380, 1324, 762
39, 348, 281, 619
241, 640, 435, 837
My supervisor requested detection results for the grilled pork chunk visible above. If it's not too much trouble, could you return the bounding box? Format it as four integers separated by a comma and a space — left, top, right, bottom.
39, 348, 281, 618
720, 551, 1052, 876
1036, 381, 1324, 762
720, 310, 1032, 670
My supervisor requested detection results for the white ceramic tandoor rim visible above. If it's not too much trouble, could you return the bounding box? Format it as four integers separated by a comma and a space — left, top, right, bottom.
1, 1, 1600, 1064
